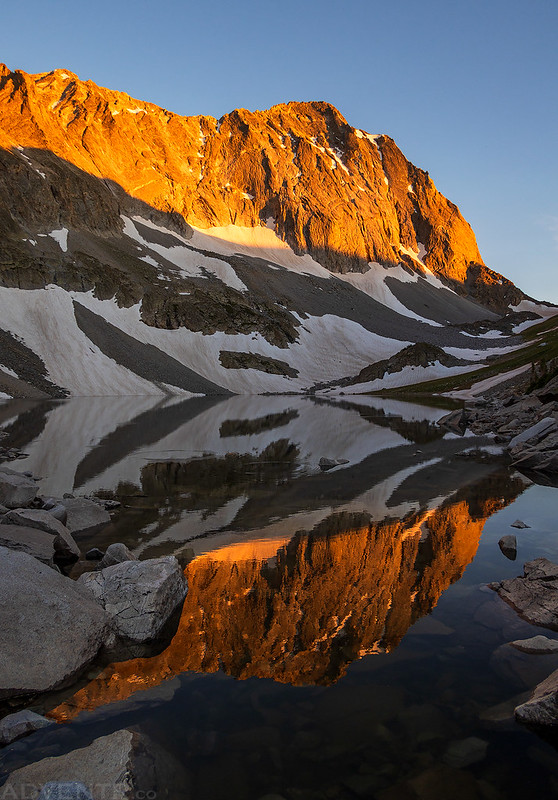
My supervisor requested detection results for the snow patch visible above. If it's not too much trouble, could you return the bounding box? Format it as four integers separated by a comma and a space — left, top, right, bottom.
139, 255, 160, 267
510, 300, 558, 319
188, 223, 333, 279
0, 364, 18, 379
337, 263, 443, 326
48, 228, 69, 252
122, 216, 247, 292
444, 364, 531, 400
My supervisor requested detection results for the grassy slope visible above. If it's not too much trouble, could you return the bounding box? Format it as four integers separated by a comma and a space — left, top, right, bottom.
369, 315, 558, 398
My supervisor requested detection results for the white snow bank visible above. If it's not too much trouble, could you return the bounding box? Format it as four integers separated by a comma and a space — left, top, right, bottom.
0, 286, 184, 396
122, 216, 247, 292
48, 228, 68, 252
188, 223, 333, 278
444, 364, 531, 400
511, 300, 558, 318
0, 364, 18, 379
339, 361, 478, 394
337, 264, 443, 327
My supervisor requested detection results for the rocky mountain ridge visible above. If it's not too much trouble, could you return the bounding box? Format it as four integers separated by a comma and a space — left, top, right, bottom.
0, 64, 553, 398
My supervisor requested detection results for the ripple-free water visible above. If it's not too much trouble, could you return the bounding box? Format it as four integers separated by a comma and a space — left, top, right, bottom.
1, 394, 558, 798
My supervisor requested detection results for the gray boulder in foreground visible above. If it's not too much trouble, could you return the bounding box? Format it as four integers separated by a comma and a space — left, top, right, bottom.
63, 498, 111, 534
99, 542, 137, 569
0, 710, 54, 746
491, 558, 558, 630
0, 547, 110, 700
515, 668, 558, 726
0, 468, 38, 509
0, 524, 56, 567
1, 728, 187, 800
4, 509, 80, 561
78, 556, 187, 643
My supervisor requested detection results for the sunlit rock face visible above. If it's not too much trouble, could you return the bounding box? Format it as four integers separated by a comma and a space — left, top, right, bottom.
49, 473, 525, 721
0, 64, 520, 307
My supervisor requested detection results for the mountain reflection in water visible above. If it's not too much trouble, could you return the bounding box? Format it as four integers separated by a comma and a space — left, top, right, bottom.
49, 470, 525, 721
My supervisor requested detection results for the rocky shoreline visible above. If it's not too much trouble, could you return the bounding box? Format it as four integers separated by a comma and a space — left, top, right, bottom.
437, 368, 558, 478
2, 380, 558, 796
437, 369, 558, 730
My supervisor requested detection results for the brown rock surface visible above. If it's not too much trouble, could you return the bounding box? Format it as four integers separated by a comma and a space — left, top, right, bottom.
0, 64, 522, 310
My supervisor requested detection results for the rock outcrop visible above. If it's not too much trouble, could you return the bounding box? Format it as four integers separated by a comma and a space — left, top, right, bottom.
0, 65, 516, 301
0, 64, 544, 398
350, 342, 468, 386
492, 559, 558, 630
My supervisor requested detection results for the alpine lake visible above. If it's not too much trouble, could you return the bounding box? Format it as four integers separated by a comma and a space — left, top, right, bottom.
1, 393, 558, 800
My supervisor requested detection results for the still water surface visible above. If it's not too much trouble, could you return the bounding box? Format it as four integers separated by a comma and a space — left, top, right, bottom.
1, 394, 558, 798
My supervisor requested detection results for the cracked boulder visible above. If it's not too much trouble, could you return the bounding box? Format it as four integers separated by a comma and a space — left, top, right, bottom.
78, 556, 187, 644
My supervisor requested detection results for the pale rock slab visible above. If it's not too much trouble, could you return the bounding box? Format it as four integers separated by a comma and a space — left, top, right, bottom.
63, 497, 111, 534
0, 547, 110, 699
0, 524, 56, 566
0, 468, 38, 509
4, 509, 80, 560
78, 556, 187, 643
0, 729, 187, 800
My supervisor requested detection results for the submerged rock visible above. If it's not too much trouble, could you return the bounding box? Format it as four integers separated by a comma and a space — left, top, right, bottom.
0, 710, 54, 746
78, 556, 187, 643
38, 783, 93, 800
510, 519, 530, 529
0, 547, 110, 700
443, 736, 488, 768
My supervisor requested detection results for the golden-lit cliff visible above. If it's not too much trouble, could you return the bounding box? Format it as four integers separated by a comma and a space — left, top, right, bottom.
0, 64, 520, 307
49, 474, 525, 721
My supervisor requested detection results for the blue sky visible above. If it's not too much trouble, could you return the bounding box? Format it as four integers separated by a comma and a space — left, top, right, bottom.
2, 0, 557, 300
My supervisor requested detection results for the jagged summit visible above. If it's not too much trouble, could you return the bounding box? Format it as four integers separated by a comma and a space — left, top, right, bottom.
0, 64, 551, 399
1, 63, 496, 287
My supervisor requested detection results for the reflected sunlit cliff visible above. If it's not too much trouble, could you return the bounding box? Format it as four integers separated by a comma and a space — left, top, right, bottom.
50, 472, 526, 721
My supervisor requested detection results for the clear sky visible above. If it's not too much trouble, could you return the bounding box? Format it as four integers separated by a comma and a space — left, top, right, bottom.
2, 0, 557, 301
